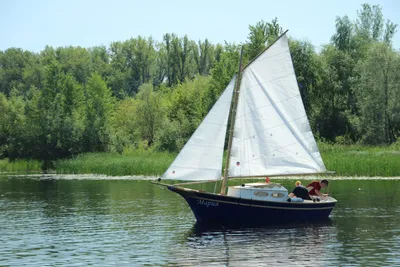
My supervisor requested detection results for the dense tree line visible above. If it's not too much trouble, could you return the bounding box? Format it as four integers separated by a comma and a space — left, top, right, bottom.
0, 3, 399, 167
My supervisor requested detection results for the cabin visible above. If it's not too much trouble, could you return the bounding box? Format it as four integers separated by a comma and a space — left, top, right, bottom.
227, 183, 288, 202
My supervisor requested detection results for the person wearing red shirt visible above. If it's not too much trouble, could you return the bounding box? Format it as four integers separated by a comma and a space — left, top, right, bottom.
307, 179, 329, 198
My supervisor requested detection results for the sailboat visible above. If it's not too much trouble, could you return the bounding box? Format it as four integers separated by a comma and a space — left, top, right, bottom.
154, 31, 337, 225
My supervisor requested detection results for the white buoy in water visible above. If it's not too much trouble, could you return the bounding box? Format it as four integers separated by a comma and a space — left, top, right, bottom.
358, 188, 361, 191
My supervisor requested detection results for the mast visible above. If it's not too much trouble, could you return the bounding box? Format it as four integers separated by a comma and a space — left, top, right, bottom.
220, 46, 244, 195
220, 31, 292, 194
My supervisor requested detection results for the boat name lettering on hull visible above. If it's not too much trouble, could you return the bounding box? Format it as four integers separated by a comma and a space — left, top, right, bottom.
197, 199, 219, 207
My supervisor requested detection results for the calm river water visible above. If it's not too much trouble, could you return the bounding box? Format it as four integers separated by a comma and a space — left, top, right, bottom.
0, 175, 399, 266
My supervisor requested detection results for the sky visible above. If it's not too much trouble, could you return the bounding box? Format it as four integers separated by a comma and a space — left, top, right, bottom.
1, 0, 399, 52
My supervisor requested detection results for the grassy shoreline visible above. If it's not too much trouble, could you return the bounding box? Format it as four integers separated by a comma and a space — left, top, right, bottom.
318, 143, 400, 177
1, 143, 399, 177
54, 150, 176, 176
0, 159, 42, 173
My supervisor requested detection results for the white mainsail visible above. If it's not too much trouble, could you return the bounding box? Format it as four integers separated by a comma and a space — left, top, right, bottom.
228, 34, 326, 177
161, 77, 236, 181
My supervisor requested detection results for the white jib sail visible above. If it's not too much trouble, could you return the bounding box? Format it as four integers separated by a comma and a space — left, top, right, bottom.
162, 76, 236, 181
228, 34, 326, 177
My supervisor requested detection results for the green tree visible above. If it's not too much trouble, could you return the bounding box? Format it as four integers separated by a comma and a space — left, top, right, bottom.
289, 39, 319, 115
331, 15, 354, 52
134, 83, 165, 147
0, 93, 8, 154
193, 39, 215, 76
152, 42, 167, 87
110, 98, 137, 153
55, 46, 92, 84
108, 37, 156, 97
89, 46, 111, 80
355, 43, 400, 144
21, 63, 86, 167
163, 34, 197, 86
209, 43, 240, 106
312, 45, 358, 141
123, 36, 156, 94
167, 77, 212, 140
355, 3, 384, 41
246, 18, 283, 60
108, 41, 129, 98
83, 74, 114, 152
0, 91, 26, 158
384, 21, 398, 44
156, 77, 212, 152
0, 48, 42, 96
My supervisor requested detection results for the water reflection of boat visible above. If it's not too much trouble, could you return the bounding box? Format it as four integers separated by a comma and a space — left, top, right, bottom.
172, 220, 336, 266
188, 219, 334, 236
154, 31, 337, 225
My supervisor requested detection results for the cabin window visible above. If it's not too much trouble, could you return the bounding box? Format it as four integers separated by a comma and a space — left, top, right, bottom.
253, 191, 268, 197
271, 193, 284, 198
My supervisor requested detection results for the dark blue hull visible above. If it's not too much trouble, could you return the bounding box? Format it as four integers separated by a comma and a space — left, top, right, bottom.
168, 186, 336, 226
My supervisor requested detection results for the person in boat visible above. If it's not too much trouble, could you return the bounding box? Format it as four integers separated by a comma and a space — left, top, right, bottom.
288, 181, 312, 200
306, 179, 329, 199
